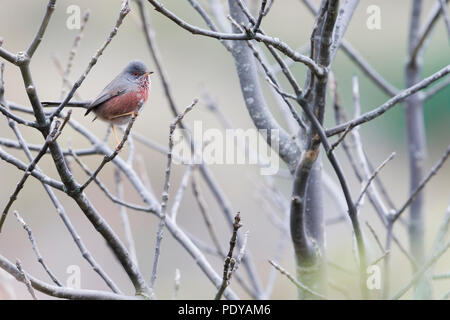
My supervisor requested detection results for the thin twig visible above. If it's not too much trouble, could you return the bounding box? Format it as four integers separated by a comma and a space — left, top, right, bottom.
80, 101, 142, 191
433, 272, 450, 280
371, 250, 391, 266
14, 211, 62, 287
355, 152, 396, 210
191, 174, 224, 256
391, 145, 450, 223
15, 260, 37, 300
392, 241, 450, 299
171, 164, 194, 222
0, 116, 69, 232
115, 169, 138, 266
438, 0, 450, 41
268, 260, 327, 300
326, 65, 450, 137
365, 221, 385, 254
0, 102, 37, 127
26, 0, 56, 58
424, 76, 450, 99
409, 0, 449, 64
60, 10, 90, 99
186, 0, 232, 51
146, 0, 325, 77
215, 213, 241, 300
301, 0, 399, 96
150, 99, 198, 291
0, 254, 132, 300
70, 149, 157, 213
252, 0, 268, 33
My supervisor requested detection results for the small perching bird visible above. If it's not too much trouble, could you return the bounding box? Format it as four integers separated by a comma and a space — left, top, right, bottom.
43, 60, 153, 147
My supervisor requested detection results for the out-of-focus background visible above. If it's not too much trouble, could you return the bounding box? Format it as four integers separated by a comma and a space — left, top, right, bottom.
0, 0, 449, 299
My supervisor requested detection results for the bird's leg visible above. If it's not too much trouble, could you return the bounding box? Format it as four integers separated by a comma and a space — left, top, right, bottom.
110, 111, 136, 120
111, 124, 121, 150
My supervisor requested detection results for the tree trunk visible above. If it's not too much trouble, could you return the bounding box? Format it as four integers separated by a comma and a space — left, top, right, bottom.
298, 157, 327, 299
405, 0, 431, 299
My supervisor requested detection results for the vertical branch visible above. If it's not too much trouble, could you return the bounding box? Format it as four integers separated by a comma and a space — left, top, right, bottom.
149, 100, 197, 292
215, 213, 241, 300
289, 0, 342, 299
405, 0, 429, 298
438, 0, 450, 41
115, 169, 138, 266
60, 10, 90, 99
26, 0, 56, 58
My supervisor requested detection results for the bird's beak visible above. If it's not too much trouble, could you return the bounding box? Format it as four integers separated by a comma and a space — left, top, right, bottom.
144, 71, 154, 76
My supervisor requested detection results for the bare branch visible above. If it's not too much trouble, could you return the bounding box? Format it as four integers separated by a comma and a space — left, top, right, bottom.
186, 0, 232, 51
15, 260, 37, 300
60, 10, 90, 99
0, 254, 133, 300
392, 240, 450, 299
80, 102, 142, 192
329, 0, 360, 62
150, 99, 198, 291
252, 0, 268, 33
424, 76, 450, 100
365, 221, 385, 254
371, 250, 391, 266
14, 211, 62, 287
26, 0, 56, 58
215, 213, 241, 300
171, 164, 194, 222
191, 174, 224, 256
268, 260, 326, 300
0, 117, 68, 232
409, 0, 449, 64
70, 149, 156, 213
146, 0, 325, 76
391, 145, 450, 224
355, 152, 396, 210
301, 0, 399, 96
326, 65, 450, 137
115, 169, 138, 266
0, 102, 37, 127
438, 0, 450, 41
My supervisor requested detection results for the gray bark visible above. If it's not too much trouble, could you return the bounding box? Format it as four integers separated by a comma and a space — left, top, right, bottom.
405, 0, 431, 299
228, 0, 301, 173
301, 158, 327, 298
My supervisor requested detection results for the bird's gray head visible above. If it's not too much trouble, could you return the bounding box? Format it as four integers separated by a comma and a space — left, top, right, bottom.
123, 60, 153, 81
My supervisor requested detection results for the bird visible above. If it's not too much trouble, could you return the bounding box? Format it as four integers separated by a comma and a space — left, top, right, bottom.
43, 60, 153, 148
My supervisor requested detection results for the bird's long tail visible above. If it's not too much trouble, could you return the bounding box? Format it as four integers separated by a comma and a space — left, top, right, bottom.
41, 101, 91, 109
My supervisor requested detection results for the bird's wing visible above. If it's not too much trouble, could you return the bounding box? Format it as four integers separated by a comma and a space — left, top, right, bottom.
84, 74, 128, 116
41, 101, 91, 108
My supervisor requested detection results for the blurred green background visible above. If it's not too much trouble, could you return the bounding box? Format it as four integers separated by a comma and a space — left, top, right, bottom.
0, 0, 449, 299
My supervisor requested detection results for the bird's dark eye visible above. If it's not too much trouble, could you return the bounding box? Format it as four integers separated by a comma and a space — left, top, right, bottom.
133, 72, 138, 77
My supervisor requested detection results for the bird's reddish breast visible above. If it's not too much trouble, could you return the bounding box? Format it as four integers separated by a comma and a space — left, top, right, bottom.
94, 91, 141, 121
93, 76, 149, 125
